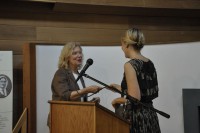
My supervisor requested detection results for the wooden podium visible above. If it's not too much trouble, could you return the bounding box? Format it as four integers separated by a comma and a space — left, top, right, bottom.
49, 101, 130, 133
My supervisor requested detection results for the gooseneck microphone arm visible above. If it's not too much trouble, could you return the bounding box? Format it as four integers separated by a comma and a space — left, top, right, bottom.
83, 73, 170, 119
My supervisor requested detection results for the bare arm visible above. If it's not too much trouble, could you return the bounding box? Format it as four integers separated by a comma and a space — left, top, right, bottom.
124, 62, 141, 100
111, 62, 141, 109
112, 97, 127, 108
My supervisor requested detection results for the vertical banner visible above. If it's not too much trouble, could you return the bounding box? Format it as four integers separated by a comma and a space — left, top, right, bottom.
0, 51, 13, 133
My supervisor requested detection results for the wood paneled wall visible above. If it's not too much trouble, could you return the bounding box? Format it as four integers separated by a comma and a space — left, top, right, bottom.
0, 1, 199, 69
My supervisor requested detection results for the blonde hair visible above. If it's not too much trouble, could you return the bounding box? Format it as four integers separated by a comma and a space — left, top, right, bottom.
122, 28, 145, 50
58, 42, 82, 69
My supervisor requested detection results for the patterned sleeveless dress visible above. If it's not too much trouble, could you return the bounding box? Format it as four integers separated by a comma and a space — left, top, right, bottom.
121, 59, 161, 133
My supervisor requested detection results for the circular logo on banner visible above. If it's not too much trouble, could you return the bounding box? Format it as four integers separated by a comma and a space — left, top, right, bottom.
0, 74, 12, 98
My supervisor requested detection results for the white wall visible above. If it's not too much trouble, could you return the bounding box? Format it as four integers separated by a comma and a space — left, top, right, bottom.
36, 42, 200, 133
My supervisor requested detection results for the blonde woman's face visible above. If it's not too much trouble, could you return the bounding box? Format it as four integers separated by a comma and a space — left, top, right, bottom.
121, 38, 125, 51
121, 38, 128, 58
68, 46, 83, 68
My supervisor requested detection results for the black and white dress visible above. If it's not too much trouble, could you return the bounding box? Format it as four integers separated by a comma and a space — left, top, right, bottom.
121, 59, 161, 133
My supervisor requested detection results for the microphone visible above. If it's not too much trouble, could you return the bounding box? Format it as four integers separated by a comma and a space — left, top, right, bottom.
76, 58, 93, 82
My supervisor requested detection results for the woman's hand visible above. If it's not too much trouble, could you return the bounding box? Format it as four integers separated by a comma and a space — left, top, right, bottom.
112, 97, 127, 108
109, 84, 122, 92
86, 85, 102, 93
71, 85, 102, 100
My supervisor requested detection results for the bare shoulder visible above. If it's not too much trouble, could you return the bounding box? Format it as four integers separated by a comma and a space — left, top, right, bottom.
124, 62, 136, 73
124, 62, 131, 68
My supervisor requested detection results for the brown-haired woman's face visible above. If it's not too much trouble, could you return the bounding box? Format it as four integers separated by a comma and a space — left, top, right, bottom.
68, 46, 83, 68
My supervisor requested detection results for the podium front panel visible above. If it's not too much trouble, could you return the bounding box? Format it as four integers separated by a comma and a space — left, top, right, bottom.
49, 101, 129, 133
51, 102, 95, 133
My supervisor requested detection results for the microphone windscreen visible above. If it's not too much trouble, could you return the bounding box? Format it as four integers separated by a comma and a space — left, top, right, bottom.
87, 58, 93, 65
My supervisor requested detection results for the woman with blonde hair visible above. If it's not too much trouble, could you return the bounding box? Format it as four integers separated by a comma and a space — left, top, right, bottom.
111, 28, 161, 133
48, 42, 101, 128
52, 42, 101, 101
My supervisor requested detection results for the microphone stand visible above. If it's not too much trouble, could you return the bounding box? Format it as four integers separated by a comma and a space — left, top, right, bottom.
83, 73, 170, 119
